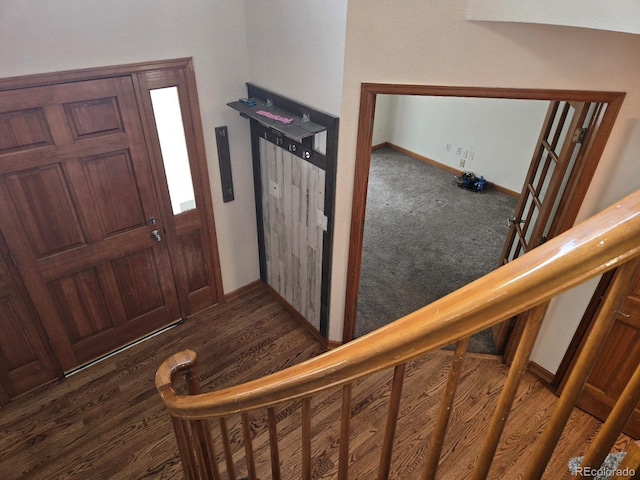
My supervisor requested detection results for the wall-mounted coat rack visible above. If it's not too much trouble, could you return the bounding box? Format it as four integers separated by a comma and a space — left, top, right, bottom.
228, 84, 338, 342
227, 97, 325, 143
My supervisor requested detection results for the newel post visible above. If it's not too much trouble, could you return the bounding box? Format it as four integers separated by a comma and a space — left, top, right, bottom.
156, 350, 220, 480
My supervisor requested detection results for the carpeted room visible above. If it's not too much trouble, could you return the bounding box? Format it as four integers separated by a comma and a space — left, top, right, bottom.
355, 94, 550, 352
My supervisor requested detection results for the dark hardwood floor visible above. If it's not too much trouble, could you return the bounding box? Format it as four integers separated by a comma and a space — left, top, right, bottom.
0, 284, 632, 479
0, 285, 325, 479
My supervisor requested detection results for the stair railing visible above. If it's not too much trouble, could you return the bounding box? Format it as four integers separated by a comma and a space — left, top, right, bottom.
157, 190, 640, 480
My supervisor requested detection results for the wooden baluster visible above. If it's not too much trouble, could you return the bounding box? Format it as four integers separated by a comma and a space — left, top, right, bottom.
219, 418, 236, 480
378, 363, 407, 480
184, 362, 220, 480
610, 441, 640, 480
338, 384, 353, 480
242, 413, 257, 480
268, 407, 282, 480
523, 258, 640, 480
172, 416, 198, 480
579, 362, 640, 474
192, 420, 221, 480
422, 337, 469, 480
302, 397, 312, 480
471, 302, 548, 480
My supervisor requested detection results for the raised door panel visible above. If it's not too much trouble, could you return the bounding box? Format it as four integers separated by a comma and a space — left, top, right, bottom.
111, 248, 166, 320
176, 227, 212, 312
178, 230, 209, 293
0, 239, 58, 402
0, 294, 54, 395
577, 273, 640, 438
47, 268, 116, 344
63, 96, 125, 141
0, 77, 180, 371
81, 150, 146, 237
587, 307, 640, 397
0, 107, 54, 154
4, 164, 87, 257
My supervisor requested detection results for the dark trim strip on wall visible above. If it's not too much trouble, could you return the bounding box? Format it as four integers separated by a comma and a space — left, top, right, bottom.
249, 120, 268, 282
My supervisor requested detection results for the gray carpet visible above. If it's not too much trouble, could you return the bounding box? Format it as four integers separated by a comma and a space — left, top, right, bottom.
355, 147, 518, 354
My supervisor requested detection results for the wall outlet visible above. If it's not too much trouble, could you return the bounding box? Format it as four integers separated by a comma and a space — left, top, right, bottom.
459, 159, 465, 168
469, 151, 475, 161
445, 143, 451, 152
456, 146, 462, 155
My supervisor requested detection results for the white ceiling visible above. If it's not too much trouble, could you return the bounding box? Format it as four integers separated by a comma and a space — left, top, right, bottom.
466, 0, 640, 36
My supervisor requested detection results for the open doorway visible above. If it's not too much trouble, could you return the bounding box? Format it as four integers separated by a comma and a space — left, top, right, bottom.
356, 145, 516, 352
342, 84, 625, 360
355, 96, 547, 352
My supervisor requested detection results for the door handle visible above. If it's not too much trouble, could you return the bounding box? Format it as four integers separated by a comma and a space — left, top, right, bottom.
508, 217, 524, 227
616, 310, 631, 318
150, 229, 162, 242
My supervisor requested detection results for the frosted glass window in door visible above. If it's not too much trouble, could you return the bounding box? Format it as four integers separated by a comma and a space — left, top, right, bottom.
150, 87, 196, 214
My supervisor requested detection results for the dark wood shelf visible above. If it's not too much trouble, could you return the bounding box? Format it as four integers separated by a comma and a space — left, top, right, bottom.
227, 99, 326, 142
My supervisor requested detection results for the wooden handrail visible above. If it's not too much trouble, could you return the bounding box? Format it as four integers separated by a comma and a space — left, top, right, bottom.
157, 190, 640, 480
156, 190, 640, 420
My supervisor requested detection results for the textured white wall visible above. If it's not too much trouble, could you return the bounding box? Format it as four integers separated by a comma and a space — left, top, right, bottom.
3, 1, 639, 374
0, 0, 259, 294
467, 0, 640, 36
372, 95, 393, 146
378, 95, 548, 193
331, 0, 640, 374
244, 0, 348, 116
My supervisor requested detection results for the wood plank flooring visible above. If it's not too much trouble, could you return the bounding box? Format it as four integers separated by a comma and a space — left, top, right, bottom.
0, 285, 632, 479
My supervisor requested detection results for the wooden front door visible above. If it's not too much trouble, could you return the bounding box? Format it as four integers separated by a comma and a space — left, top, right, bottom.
493, 100, 599, 354
568, 271, 640, 438
0, 76, 180, 371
